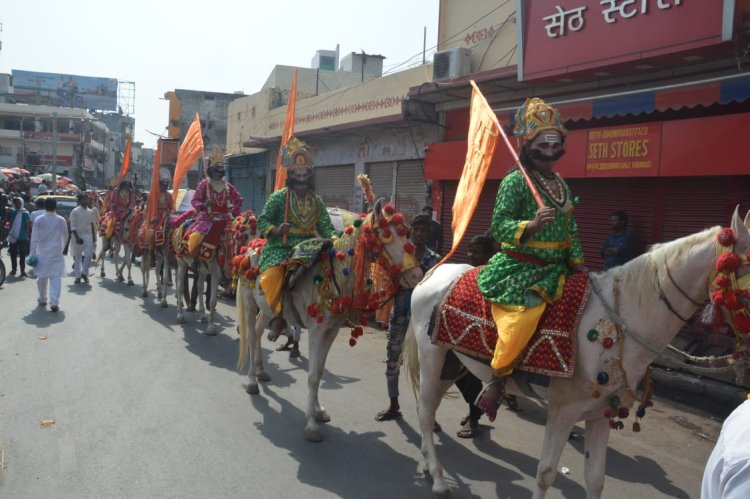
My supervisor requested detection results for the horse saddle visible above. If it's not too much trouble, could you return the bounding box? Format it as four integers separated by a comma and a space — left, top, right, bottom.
430, 267, 591, 379
175, 219, 229, 261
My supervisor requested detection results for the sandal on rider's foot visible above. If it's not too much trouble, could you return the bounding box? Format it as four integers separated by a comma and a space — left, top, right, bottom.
433, 421, 442, 433
276, 340, 294, 352
476, 381, 505, 423
289, 346, 301, 358
505, 395, 521, 412
374, 409, 402, 422
456, 420, 479, 439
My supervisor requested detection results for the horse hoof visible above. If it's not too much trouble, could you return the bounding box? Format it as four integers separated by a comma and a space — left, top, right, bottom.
176, 315, 186, 324
142, 290, 148, 297
117, 276, 124, 282
304, 427, 324, 442
245, 383, 260, 395
157, 292, 162, 299
200, 316, 209, 324
432, 483, 450, 497
160, 301, 168, 308
127, 280, 134, 286
256, 371, 271, 382
314, 410, 331, 423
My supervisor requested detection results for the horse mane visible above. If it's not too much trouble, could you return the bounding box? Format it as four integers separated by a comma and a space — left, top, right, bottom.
604, 225, 720, 294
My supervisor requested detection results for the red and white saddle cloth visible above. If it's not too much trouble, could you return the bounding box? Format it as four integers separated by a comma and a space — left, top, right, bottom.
430, 267, 591, 378
175, 220, 229, 261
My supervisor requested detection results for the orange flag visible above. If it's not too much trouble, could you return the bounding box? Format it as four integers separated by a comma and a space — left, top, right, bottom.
172, 113, 204, 209
436, 81, 501, 267
118, 137, 132, 182
273, 69, 298, 192
145, 141, 162, 224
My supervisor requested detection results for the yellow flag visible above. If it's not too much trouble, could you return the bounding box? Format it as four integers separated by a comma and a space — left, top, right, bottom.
436, 81, 499, 267
172, 113, 204, 209
274, 69, 298, 192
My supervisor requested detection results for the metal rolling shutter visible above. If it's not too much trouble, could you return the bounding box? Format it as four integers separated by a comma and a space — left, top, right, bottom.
567, 178, 656, 271
440, 180, 500, 262
395, 161, 427, 222
366, 162, 394, 202
315, 164, 355, 210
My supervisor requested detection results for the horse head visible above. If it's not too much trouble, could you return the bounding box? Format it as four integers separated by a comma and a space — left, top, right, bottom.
369, 198, 424, 289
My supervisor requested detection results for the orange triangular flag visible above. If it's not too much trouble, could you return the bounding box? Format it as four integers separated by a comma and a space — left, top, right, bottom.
274, 69, 298, 192
172, 113, 204, 209
118, 137, 132, 182
436, 81, 500, 267
145, 141, 162, 224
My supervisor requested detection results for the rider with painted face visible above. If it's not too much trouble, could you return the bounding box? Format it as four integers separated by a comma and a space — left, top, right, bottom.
103, 180, 135, 239
186, 160, 243, 255
257, 137, 338, 342
140, 177, 175, 249
475, 97, 587, 422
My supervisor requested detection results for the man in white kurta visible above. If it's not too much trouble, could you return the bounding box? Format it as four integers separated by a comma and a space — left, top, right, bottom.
29, 198, 68, 311
702, 399, 750, 498
69, 194, 96, 284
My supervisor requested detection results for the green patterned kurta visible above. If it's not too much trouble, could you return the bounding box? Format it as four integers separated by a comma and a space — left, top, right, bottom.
257, 187, 338, 272
477, 169, 584, 308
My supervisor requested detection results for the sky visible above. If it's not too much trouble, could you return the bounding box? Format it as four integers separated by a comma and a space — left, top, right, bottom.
0, 0, 440, 149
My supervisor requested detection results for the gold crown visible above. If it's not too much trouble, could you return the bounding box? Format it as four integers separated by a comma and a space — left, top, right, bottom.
281, 137, 313, 170
513, 98, 567, 144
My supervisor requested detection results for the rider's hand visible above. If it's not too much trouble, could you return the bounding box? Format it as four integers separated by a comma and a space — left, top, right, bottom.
274, 223, 291, 237
570, 264, 588, 274
525, 207, 556, 238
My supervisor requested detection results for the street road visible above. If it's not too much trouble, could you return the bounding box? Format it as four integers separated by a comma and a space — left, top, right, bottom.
0, 260, 730, 498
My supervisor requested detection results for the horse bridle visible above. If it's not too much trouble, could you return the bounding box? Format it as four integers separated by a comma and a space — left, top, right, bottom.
655, 263, 705, 323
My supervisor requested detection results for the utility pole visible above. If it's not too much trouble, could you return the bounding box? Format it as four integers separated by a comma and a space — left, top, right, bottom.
51, 112, 58, 193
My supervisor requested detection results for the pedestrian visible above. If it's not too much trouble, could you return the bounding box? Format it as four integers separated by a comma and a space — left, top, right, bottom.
29, 198, 68, 312
422, 205, 444, 253
375, 214, 440, 422
600, 210, 635, 270
701, 398, 750, 498
7, 197, 31, 277
69, 193, 96, 284
475, 97, 587, 421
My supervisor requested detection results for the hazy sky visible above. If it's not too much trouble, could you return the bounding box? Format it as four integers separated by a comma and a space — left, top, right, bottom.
0, 0, 439, 148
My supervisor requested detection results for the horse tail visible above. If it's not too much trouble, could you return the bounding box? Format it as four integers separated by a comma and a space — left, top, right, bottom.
403, 318, 421, 399
236, 282, 249, 372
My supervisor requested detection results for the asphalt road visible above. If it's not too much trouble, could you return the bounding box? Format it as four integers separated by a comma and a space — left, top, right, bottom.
0, 256, 734, 498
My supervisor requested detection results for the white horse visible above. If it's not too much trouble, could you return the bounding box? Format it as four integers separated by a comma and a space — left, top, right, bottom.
406, 208, 750, 498
174, 210, 258, 334
140, 218, 174, 307
237, 199, 423, 442
96, 208, 139, 285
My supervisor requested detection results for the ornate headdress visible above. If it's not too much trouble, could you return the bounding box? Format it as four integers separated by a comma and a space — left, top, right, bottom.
280, 137, 313, 170
513, 97, 567, 145
206, 146, 226, 177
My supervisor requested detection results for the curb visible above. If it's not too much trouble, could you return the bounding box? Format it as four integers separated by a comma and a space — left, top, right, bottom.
651, 366, 747, 408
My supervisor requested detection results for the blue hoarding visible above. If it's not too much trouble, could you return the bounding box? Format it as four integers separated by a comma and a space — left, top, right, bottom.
12, 69, 118, 111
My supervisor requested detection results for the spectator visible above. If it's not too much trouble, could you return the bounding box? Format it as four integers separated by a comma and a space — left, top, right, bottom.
702, 398, 750, 498
7, 197, 31, 277
422, 205, 444, 253
29, 198, 68, 312
69, 194, 96, 284
601, 211, 635, 270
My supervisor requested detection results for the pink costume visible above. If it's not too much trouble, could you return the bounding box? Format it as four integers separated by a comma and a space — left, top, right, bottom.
189, 178, 243, 235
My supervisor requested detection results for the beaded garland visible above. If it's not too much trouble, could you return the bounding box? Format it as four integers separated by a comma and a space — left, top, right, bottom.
587, 318, 652, 432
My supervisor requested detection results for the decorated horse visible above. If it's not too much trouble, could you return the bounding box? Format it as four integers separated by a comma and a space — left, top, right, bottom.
96, 206, 141, 285
138, 214, 176, 307
173, 209, 258, 334
236, 200, 423, 442
405, 208, 750, 498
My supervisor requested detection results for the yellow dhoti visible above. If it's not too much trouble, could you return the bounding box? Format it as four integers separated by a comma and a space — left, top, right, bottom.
259, 265, 285, 316
490, 302, 546, 375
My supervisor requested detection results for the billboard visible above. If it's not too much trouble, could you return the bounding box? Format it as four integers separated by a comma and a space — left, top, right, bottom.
12, 69, 118, 111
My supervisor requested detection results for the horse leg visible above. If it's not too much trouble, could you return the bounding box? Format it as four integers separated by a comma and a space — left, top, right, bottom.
254, 312, 271, 382
583, 417, 610, 499
205, 267, 221, 335
197, 266, 208, 324
159, 248, 169, 308
304, 326, 338, 442
141, 249, 150, 297
125, 245, 134, 285
114, 242, 124, 282
99, 239, 108, 278
242, 297, 264, 394
418, 342, 452, 494
175, 260, 187, 324
534, 408, 578, 499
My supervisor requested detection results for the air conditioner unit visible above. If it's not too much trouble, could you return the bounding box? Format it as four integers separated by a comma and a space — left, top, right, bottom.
432, 47, 471, 81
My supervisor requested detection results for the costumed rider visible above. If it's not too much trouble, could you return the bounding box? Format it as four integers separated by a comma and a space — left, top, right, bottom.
186, 160, 243, 255
475, 97, 587, 421
103, 180, 135, 238
257, 137, 338, 342
140, 177, 174, 247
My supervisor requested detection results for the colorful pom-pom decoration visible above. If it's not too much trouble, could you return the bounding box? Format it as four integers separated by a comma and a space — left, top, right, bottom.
717, 228, 736, 247
716, 252, 742, 273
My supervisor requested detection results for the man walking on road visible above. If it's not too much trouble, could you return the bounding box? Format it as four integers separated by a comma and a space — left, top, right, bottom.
70, 193, 97, 284
29, 198, 68, 311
